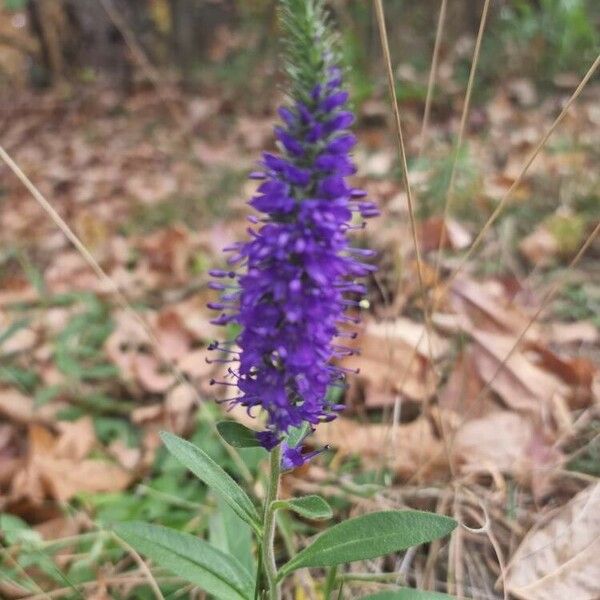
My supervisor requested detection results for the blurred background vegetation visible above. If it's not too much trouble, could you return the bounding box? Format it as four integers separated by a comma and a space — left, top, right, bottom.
1, 0, 598, 94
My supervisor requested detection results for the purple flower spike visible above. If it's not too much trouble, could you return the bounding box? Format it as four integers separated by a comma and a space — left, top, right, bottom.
208, 65, 377, 465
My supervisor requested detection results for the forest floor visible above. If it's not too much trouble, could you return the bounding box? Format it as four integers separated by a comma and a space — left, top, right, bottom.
0, 58, 599, 600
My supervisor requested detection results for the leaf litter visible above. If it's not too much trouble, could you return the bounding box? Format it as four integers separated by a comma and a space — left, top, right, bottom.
0, 20, 599, 599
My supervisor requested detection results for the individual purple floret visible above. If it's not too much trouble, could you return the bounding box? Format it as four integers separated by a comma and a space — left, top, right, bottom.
209, 66, 378, 463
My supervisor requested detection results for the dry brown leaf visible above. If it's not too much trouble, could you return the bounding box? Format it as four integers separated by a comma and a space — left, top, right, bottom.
54, 417, 96, 461
314, 417, 448, 479
10, 421, 132, 504
520, 226, 559, 265
135, 354, 174, 393
109, 439, 142, 470
0, 388, 60, 425
342, 319, 439, 406
0, 388, 35, 424
439, 350, 496, 418
506, 484, 600, 600
527, 342, 597, 409
418, 217, 472, 252
139, 225, 190, 281
153, 309, 193, 362
452, 411, 563, 497
470, 330, 569, 415
165, 383, 198, 432
451, 277, 531, 334
367, 318, 449, 361
547, 321, 599, 345
126, 172, 177, 205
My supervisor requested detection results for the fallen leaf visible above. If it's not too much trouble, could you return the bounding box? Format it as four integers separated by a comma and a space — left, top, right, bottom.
418, 217, 472, 252
438, 350, 495, 419
527, 342, 597, 409
153, 309, 193, 361
0, 388, 58, 425
470, 330, 568, 415
109, 439, 142, 470
139, 225, 190, 281
452, 411, 563, 498
451, 277, 531, 334
10, 421, 132, 504
315, 417, 448, 480
547, 321, 598, 345
506, 484, 600, 600
520, 226, 559, 266
341, 318, 440, 406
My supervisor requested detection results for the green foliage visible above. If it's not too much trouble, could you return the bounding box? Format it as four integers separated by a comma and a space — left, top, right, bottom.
3, 0, 27, 12
53, 293, 117, 382
414, 146, 481, 221
114, 522, 255, 600
273, 495, 333, 520
279, 510, 457, 576
495, 0, 598, 79
217, 420, 264, 448
286, 421, 311, 448
209, 497, 256, 575
553, 282, 600, 327
567, 419, 600, 476
160, 431, 261, 532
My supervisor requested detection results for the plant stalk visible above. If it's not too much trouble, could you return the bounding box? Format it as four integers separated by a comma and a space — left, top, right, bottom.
262, 444, 282, 600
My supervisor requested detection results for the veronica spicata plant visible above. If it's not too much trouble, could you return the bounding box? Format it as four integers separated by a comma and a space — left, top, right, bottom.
115, 2, 457, 599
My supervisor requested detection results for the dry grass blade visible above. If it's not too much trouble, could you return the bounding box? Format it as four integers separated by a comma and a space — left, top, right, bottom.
111, 532, 165, 600
0, 547, 51, 599
441, 52, 600, 294
432, 0, 490, 286
372, 0, 437, 374
0, 143, 253, 483
419, 0, 448, 158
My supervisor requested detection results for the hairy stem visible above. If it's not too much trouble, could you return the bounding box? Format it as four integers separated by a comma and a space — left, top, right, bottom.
262, 445, 282, 600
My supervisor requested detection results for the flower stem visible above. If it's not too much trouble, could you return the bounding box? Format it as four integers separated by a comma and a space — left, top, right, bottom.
262, 445, 282, 600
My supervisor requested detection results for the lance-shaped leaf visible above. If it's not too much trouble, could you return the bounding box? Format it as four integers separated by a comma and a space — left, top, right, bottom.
160, 431, 260, 532
114, 522, 254, 600
279, 510, 456, 577
216, 421, 263, 448
273, 495, 333, 520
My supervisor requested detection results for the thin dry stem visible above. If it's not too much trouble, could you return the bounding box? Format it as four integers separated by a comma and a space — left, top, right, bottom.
432, 0, 490, 287
111, 533, 165, 600
419, 0, 448, 158
372, 0, 438, 397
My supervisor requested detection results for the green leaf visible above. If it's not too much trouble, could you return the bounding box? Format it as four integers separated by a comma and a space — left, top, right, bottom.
279, 510, 456, 576
159, 431, 261, 532
114, 522, 254, 600
361, 589, 456, 599
286, 421, 311, 448
209, 496, 255, 575
273, 495, 333, 520
216, 421, 262, 448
